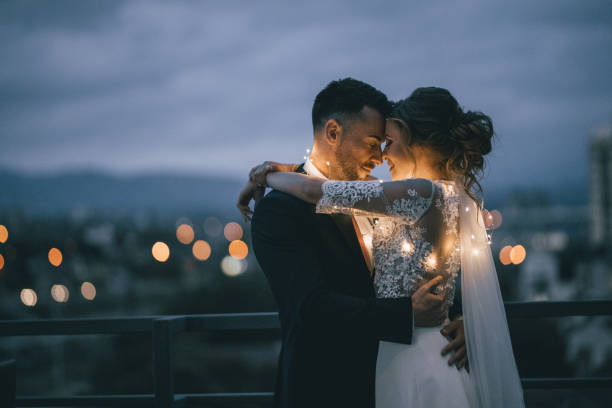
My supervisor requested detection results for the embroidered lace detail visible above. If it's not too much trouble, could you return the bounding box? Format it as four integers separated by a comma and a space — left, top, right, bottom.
386, 195, 431, 221
316, 179, 461, 311
316, 180, 384, 215
317, 180, 432, 223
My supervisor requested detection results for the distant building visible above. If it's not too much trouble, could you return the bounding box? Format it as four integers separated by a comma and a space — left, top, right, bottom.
589, 125, 612, 249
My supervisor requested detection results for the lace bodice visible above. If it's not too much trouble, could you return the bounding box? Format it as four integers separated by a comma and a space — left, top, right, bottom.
316, 178, 460, 308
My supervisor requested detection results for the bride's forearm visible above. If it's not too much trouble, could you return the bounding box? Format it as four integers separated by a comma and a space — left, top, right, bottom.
266, 172, 325, 204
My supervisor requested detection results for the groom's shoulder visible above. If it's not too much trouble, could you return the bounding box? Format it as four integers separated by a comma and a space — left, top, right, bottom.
254, 189, 312, 216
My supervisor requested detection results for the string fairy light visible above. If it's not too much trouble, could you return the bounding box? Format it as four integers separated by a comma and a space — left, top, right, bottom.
427, 255, 437, 268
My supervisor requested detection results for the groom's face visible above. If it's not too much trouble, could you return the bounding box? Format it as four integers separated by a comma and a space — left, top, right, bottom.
332, 106, 385, 180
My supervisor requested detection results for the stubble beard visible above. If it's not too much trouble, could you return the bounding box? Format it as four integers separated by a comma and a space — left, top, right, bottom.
332, 147, 363, 181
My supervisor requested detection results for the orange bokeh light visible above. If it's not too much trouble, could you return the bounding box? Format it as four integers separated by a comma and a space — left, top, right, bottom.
499, 245, 513, 265
48, 248, 63, 267
192, 240, 212, 261
510, 245, 526, 265
0, 253, 4, 271
0, 225, 7, 243
224, 222, 243, 241
152, 241, 170, 262
176, 224, 195, 245
81, 282, 96, 300
229, 240, 248, 260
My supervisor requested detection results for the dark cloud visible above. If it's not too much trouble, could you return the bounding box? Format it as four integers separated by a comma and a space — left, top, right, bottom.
0, 0, 610, 192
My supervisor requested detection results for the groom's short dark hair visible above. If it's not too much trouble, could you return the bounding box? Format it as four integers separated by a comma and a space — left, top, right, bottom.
312, 78, 391, 132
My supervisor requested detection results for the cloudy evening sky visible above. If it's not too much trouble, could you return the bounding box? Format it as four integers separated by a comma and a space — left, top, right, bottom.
1, 0, 611, 191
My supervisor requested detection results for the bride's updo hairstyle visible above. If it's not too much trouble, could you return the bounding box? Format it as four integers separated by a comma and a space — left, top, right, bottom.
389, 87, 494, 199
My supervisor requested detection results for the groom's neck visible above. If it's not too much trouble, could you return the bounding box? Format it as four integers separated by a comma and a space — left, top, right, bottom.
308, 146, 333, 179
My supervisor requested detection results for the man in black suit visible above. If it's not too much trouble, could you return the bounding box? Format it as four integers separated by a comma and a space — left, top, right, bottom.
248, 78, 464, 408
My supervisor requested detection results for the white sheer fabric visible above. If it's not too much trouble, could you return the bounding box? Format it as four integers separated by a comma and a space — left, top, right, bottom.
458, 184, 525, 407
316, 178, 525, 407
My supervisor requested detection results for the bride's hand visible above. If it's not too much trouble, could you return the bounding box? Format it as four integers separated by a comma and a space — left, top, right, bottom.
237, 181, 265, 222
248, 161, 299, 187
238, 161, 299, 221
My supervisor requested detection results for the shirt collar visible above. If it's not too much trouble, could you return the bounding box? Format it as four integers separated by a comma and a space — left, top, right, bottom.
303, 156, 328, 180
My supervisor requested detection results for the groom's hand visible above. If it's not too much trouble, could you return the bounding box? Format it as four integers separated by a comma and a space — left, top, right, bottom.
412, 276, 447, 327
441, 319, 469, 372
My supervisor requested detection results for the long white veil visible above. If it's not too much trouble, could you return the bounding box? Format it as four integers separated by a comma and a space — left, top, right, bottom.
458, 183, 525, 407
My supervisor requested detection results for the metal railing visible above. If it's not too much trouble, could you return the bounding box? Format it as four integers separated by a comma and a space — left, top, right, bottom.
1, 300, 612, 407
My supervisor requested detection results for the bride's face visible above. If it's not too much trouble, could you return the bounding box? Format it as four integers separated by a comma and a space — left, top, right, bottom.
383, 120, 416, 180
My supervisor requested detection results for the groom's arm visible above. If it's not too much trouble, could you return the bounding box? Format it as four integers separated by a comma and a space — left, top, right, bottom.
252, 191, 413, 344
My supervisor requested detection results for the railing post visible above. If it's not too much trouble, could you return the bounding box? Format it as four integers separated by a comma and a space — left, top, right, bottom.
153, 317, 185, 408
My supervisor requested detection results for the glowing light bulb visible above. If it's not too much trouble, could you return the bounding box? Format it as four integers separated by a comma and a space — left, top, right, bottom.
472, 249, 480, 255
303, 156, 308, 160
427, 256, 437, 268
471, 234, 475, 240
306, 148, 311, 153
465, 207, 470, 212
326, 161, 330, 166
402, 241, 412, 253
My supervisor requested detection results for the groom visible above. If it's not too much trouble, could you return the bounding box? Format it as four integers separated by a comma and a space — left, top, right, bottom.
251, 78, 465, 408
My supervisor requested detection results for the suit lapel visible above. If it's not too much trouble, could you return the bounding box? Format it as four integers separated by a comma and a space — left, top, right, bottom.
330, 214, 371, 277
299, 162, 372, 282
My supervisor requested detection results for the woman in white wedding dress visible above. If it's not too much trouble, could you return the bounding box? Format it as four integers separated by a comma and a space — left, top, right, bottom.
241, 87, 524, 407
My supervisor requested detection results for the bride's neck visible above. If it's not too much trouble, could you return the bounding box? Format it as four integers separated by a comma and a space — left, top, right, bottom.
411, 164, 445, 181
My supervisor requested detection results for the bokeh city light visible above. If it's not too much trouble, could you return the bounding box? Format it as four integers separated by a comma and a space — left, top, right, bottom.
152, 241, 170, 262
51, 284, 70, 303
81, 282, 96, 300
0, 225, 8, 243
176, 224, 195, 245
192, 240, 212, 261
224, 222, 243, 241
204, 217, 223, 237
221, 256, 247, 277
48, 248, 63, 267
510, 245, 527, 265
229, 240, 248, 260
20, 289, 37, 307
499, 245, 513, 265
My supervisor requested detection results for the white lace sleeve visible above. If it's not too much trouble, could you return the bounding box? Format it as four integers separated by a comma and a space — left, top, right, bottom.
316, 178, 435, 223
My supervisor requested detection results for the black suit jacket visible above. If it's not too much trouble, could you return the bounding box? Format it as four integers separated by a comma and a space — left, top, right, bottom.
251, 174, 415, 407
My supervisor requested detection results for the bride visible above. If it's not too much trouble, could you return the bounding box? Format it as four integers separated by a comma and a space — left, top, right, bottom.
240, 87, 524, 407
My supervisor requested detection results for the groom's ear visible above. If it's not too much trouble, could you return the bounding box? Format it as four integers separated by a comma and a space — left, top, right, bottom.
324, 119, 342, 146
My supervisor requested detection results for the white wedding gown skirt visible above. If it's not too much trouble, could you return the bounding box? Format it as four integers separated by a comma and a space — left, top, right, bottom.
376, 321, 478, 408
